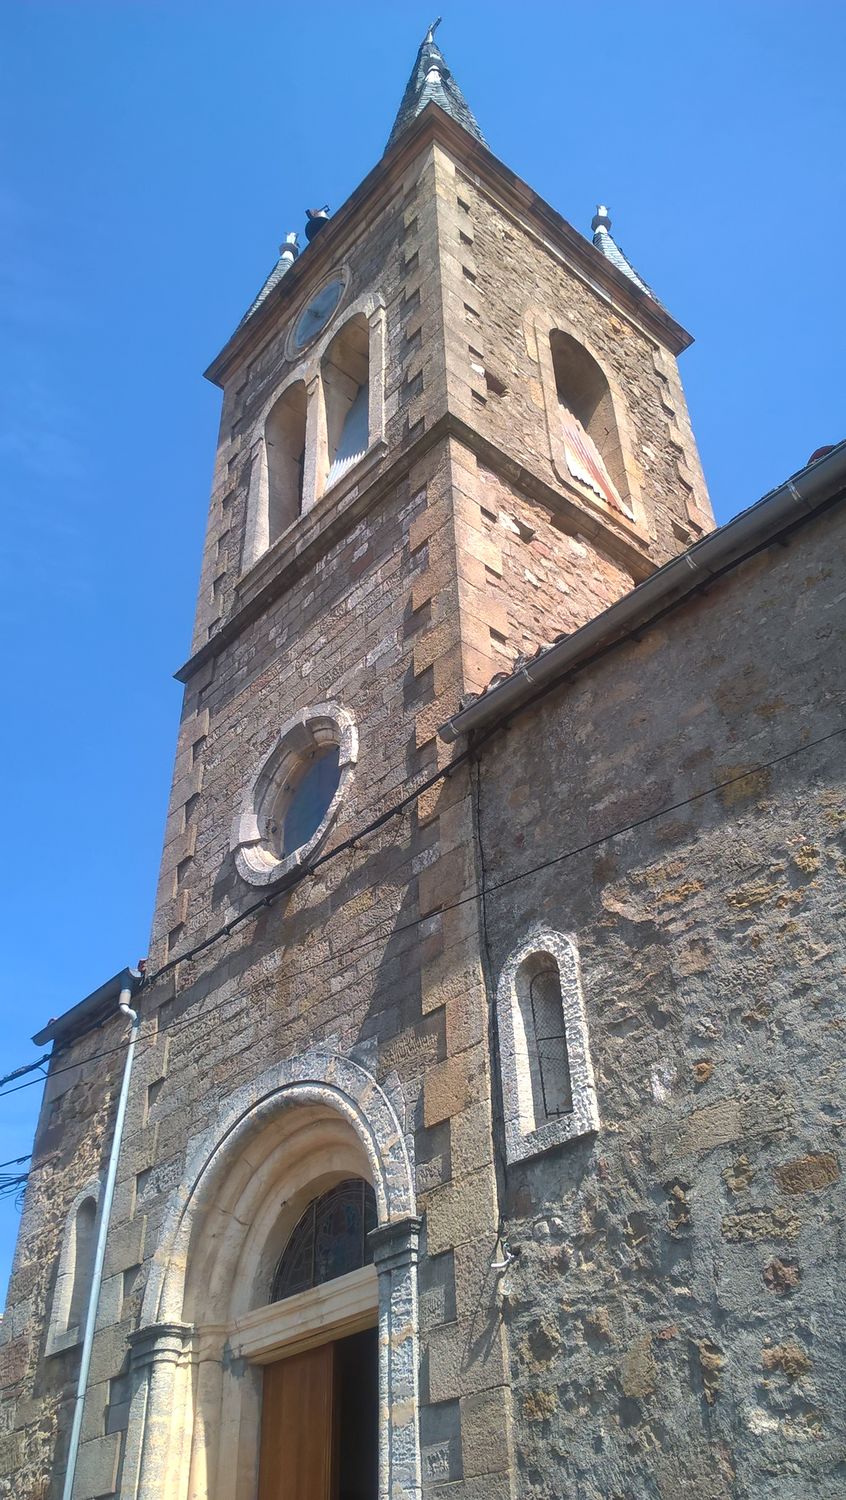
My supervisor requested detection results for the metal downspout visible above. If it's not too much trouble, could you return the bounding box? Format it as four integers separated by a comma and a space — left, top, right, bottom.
61, 977, 142, 1500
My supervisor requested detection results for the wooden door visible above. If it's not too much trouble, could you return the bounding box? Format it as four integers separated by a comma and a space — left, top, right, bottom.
258, 1342, 336, 1500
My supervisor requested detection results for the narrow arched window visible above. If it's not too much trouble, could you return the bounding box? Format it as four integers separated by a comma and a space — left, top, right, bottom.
497, 930, 600, 1163
265, 379, 307, 542
518, 956, 573, 1123
271, 1178, 377, 1303
550, 331, 633, 520
321, 315, 370, 491
67, 1196, 97, 1331
46, 1182, 101, 1355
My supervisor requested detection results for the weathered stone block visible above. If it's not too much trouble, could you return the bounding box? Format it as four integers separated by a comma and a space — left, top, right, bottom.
460, 1385, 512, 1477
74, 1432, 121, 1499
426, 1166, 498, 1258
774, 1151, 839, 1194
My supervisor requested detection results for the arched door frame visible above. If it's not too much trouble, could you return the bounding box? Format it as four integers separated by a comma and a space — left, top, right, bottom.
121, 1048, 421, 1500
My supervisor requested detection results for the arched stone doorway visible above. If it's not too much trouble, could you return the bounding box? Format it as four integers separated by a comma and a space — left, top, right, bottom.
121, 1049, 420, 1500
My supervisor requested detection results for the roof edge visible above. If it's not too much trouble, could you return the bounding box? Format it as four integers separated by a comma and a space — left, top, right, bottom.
33, 967, 144, 1049
205, 103, 693, 388
439, 441, 846, 743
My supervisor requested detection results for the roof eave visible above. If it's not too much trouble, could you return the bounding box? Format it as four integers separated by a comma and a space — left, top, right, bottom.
33, 967, 144, 1049
204, 104, 692, 389
439, 440, 846, 744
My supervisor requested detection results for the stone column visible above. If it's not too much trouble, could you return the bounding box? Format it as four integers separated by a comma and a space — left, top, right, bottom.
367, 304, 386, 448
301, 370, 326, 512
369, 1216, 423, 1500
187, 1327, 227, 1500
243, 439, 269, 569
123, 1321, 193, 1500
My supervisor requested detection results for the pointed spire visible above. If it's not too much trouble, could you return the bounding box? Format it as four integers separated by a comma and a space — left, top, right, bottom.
238, 232, 300, 328
591, 206, 653, 297
386, 20, 486, 153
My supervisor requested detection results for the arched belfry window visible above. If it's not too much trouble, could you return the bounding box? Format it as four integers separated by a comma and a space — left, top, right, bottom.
265, 378, 307, 542
242, 288, 387, 572
550, 330, 634, 521
496, 929, 600, 1163
272, 1178, 377, 1303
321, 314, 370, 492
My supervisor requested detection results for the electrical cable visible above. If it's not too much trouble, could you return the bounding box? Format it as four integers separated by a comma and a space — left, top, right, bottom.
141, 717, 846, 994
4, 479, 842, 1101
142, 735, 481, 990
0, 1057, 50, 1090
0, 716, 842, 1105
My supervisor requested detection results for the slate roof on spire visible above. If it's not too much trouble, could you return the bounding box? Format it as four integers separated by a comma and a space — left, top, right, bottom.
590, 206, 653, 297
386, 20, 486, 152
238, 233, 300, 328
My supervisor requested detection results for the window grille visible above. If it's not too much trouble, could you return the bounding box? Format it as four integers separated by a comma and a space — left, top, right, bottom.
529, 965, 573, 1119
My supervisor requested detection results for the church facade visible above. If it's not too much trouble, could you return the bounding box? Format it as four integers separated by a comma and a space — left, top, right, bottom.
2, 26, 844, 1500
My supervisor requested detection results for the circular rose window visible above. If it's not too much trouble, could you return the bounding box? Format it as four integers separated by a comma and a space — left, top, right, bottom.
231, 704, 357, 887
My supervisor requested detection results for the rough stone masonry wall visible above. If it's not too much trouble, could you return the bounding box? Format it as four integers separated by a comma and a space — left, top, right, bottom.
188, 138, 447, 658
0, 138, 510, 1499
3, 436, 510, 1499
437, 149, 712, 561
475, 504, 845, 1499
0, 1024, 125, 1500
449, 448, 637, 671
121, 431, 510, 1499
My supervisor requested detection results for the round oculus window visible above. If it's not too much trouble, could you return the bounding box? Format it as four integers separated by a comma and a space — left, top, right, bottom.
231, 704, 357, 887
293, 278, 345, 351
273, 743, 342, 858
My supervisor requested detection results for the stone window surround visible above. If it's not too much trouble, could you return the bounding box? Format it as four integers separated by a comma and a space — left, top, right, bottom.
496, 926, 600, 1163
121, 1048, 422, 1500
242, 290, 387, 573
45, 1175, 101, 1357
532, 306, 649, 540
230, 702, 358, 888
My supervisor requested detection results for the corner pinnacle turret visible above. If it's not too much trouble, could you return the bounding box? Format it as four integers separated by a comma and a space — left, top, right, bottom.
386, 20, 486, 153
590, 206, 653, 297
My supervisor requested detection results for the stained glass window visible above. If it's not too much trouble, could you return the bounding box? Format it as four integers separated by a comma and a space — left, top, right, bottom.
271, 1178, 377, 1303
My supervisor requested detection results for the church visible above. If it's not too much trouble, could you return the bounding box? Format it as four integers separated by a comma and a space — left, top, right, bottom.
2, 22, 843, 1500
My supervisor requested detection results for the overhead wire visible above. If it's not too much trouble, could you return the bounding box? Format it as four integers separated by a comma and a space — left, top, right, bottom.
0, 716, 842, 1107
3, 467, 843, 1112
0, 1056, 50, 1090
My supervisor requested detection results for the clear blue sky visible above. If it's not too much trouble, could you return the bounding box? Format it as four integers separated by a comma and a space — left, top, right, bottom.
1, 1, 843, 1295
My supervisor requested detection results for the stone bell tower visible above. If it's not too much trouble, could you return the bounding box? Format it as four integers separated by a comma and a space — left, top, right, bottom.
152, 16, 712, 964
2, 23, 715, 1500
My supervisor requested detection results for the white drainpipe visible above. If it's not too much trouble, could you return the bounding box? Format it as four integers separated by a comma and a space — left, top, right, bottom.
61, 976, 142, 1500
